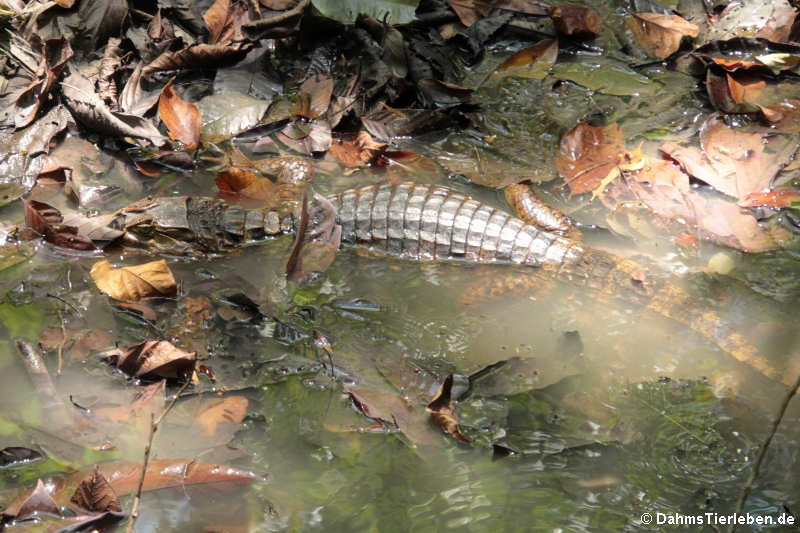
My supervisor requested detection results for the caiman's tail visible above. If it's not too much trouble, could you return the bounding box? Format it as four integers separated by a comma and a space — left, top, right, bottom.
461, 247, 794, 389
557, 248, 794, 388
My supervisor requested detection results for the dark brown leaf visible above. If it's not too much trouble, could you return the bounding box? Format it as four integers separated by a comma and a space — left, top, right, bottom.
77, 0, 129, 50
143, 43, 251, 76
549, 4, 602, 38
286, 192, 341, 282
329, 131, 387, 167
107, 340, 196, 379
70, 465, 122, 513
97, 38, 123, 106
0, 447, 42, 468
158, 77, 203, 150
14, 38, 74, 128
24, 200, 96, 250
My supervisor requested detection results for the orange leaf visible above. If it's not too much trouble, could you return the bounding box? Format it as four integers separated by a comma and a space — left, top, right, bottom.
738, 189, 800, 208
493, 39, 558, 80
194, 396, 248, 436
158, 77, 202, 150
556, 122, 625, 196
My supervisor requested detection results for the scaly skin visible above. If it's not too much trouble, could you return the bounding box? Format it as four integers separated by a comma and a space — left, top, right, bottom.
111, 163, 792, 388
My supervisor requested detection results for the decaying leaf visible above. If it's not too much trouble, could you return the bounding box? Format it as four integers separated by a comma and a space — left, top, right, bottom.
215, 167, 276, 200
707, 0, 797, 43
285, 191, 342, 282
105, 340, 196, 379
626, 12, 699, 60
24, 199, 96, 250
15, 38, 74, 128
426, 375, 471, 443
295, 73, 334, 119
70, 465, 122, 514
38, 327, 112, 362
143, 43, 251, 76
556, 122, 625, 196
159, 77, 203, 150
548, 4, 602, 38
90, 259, 178, 302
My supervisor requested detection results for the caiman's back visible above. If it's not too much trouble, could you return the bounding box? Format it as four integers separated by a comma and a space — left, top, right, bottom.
332, 181, 586, 267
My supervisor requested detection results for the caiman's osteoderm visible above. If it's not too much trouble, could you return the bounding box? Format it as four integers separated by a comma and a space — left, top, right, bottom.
113, 181, 790, 389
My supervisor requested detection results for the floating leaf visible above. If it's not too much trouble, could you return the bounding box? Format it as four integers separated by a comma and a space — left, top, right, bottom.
0, 447, 42, 468
159, 77, 203, 150
626, 12, 699, 60
4, 479, 59, 520
707, 0, 796, 43
90, 259, 177, 302
24, 199, 96, 250
106, 340, 196, 379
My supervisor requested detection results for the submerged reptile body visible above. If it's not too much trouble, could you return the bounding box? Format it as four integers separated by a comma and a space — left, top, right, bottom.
113, 181, 789, 388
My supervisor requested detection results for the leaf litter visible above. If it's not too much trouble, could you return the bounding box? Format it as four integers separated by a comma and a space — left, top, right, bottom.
0, 0, 799, 529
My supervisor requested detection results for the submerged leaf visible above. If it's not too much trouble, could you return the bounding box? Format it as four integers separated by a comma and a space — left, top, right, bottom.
491, 39, 558, 81
90, 259, 177, 302
194, 396, 248, 436
556, 122, 625, 196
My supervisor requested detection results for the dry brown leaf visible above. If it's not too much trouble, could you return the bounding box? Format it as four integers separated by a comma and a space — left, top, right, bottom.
24, 200, 96, 250
6, 479, 60, 520
90, 259, 177, 302
626, 12, 699, 59
556, 122, 625, 196
69, 465, 122, 514
329, 131, 387, 167
548, 4, 602, 38
158, 77, 202, 150
194, 396, 248, 436
296, 73, 334, 119
107, 340, 196, 379
426, 375, 470, 443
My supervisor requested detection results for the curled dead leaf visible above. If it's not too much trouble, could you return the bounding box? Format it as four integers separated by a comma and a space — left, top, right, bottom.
90, 259, 177, 302
626, 12, 699, 60
426, 375, 471, 443
24, 199, 96, 250
159, 77, 202, 150
106, 340, 196, 379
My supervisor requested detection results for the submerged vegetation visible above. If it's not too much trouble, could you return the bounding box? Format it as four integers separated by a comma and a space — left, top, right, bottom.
0, 0, 798, 531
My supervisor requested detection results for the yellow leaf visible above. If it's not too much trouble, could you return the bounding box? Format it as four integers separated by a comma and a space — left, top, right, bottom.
90, 259, 177, 302
591, 166, 620, 200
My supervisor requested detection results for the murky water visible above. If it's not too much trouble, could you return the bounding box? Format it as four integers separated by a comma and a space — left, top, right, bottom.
1, 58, 800, 533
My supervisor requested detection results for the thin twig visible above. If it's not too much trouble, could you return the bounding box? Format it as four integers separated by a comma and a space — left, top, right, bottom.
46, 292, 83, 317
56, 308, 66, 375
125, 377, 192, 533
729, 374, 800, 533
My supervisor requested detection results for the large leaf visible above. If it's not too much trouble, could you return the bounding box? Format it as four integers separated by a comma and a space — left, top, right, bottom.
552, 62, 658, 96
626, 12, 699, 60
77, 0, 129, 49
158, 77, 202, 150
90, 259, 177, 302
312, 0, 419, 24
61, 71, 167, 146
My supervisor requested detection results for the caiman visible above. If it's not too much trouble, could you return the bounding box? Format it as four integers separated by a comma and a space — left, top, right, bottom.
107, 160, 793, 390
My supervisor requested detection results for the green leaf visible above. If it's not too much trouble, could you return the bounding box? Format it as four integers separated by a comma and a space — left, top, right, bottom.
311, 0, 419, 24
0, 302, 44, 340
552, 62, 659, 96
